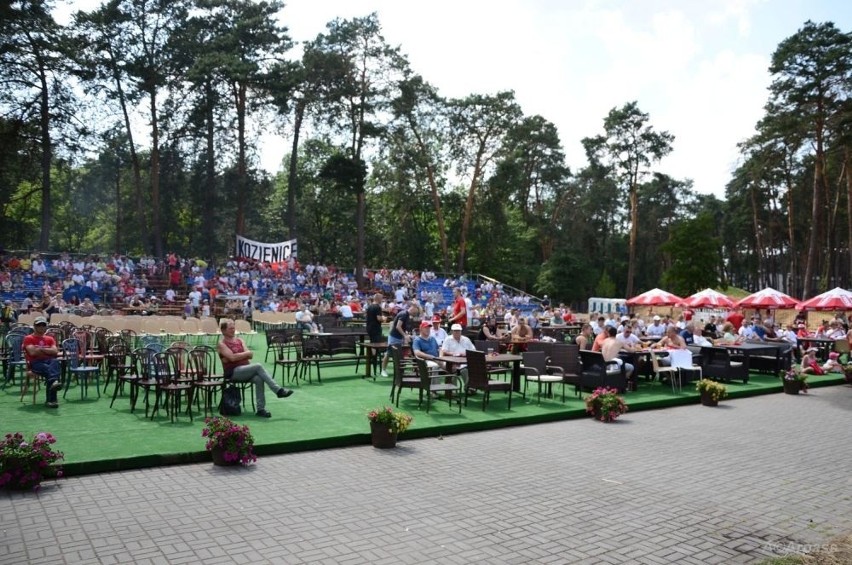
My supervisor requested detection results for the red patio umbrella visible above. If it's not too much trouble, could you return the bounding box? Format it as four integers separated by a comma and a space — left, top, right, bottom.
681, 288, 735, 309
735, 287, 799, 309
796, 287, 852, 311
626, 288, 683, 306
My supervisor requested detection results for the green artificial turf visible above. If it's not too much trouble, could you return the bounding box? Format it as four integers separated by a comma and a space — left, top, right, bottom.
1, 336, 846, 476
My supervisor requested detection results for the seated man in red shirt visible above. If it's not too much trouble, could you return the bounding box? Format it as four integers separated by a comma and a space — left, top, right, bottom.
23, 317, 62, 408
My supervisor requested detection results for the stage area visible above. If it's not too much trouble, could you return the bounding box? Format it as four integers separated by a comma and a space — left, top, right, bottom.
1, 337, 846, 476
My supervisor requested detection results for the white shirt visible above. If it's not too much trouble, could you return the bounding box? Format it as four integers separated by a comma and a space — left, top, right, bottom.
616, 332, 641, 348
441, 335, 475, 356
338, 304, 353, 318
691, 333, 712, 347
430, 327, 448, 347
646, 323, 666, 338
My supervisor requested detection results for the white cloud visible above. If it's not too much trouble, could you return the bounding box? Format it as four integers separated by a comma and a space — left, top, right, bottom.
59, 0, 852, 199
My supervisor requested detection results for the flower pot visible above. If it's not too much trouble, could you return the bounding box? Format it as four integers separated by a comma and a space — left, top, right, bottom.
700, 390, 718, 407
370, 421, 398, 448
783, 379, 801, 395
210, 446, 239, 466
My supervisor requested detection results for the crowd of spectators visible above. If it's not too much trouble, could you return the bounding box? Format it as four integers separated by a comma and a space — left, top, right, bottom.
0, 252, 543, 327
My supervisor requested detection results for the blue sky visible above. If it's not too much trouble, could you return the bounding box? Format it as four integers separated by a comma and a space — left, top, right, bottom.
60, 0, 852, 198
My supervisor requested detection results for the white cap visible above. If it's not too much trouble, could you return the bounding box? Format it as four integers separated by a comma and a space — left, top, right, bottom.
621, 316, 629, 322
653, 315, 661, 321
451, 323, 463, 331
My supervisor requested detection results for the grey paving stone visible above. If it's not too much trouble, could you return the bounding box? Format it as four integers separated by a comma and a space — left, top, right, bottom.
2, 385, 852, 564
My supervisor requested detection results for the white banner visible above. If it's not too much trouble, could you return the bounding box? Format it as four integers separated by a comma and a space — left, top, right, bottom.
235, 235, 297, 263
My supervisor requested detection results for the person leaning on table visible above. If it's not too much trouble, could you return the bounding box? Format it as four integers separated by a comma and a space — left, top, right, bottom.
217, 320, 294, 418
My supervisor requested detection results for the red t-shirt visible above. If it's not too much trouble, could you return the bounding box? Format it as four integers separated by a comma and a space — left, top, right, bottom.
726, 312, 745, 331
452, 296, 467, 327
220, 339, 249, 376
22, 334, 57, 364
805, 358, 824, 375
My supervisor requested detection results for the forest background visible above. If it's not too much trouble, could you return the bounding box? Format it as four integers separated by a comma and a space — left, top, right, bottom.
2, 1, 852, 302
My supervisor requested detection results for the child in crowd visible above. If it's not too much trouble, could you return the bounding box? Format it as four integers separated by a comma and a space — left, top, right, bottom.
800, 348, 824, 375
821, 351, 843, 373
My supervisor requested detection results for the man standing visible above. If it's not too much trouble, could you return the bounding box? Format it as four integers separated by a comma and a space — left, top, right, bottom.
23, 317, 62, 408
381, 302, 418, 377
365, 293, 385, 344
726, 308, 745, 331
448, 288, 467, 328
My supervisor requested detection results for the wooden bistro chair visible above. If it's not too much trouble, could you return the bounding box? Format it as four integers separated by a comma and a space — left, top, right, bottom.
189, 346, 225, 417
20, 362, 41, 404
150, 350, 193, 423
464, 349, 512, 411
271, 333, 301, 386
130, 346, 164, 417
62, 338, 101, 400
2, 333, 28, 389
108, 343, 139, 409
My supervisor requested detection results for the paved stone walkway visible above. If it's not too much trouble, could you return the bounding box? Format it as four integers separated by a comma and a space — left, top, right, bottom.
3, 384, 852, 564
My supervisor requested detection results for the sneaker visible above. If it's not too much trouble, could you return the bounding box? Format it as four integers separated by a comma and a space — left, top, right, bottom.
50, 381, 62, 392
256, 409, 272, 418
380, 370, 388, 378
45, 401, 59, 409
276, 388, 294, 398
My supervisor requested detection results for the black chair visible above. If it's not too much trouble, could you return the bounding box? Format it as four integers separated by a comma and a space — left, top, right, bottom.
549, 344, 581, 399
189, 346, 225, 417
464, 349, 512, 411
578, 350, 628, 393
2, 333, 27, 388
389, 345, 419, 407
150, 350, 193, 422
270, 333, 301, 385
415, 359, 462, 414
106, 343, 135, 406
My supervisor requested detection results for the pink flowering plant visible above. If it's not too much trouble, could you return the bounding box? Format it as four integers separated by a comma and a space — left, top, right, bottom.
367, 406, 413, 433
783, 368, 809, 392
202, 417, 256, 465
0, 432, 64, 491
584, 387, 628, 422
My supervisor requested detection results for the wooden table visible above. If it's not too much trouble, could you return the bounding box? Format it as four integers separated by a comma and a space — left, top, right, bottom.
797, 336, 836, 361
358, 342, 410, 380
438, 352, 524, 392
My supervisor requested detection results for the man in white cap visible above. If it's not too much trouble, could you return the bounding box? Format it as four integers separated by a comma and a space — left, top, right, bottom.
440, 324, 475, 357
23, 317, 62, 408
645, 315, 666, 338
